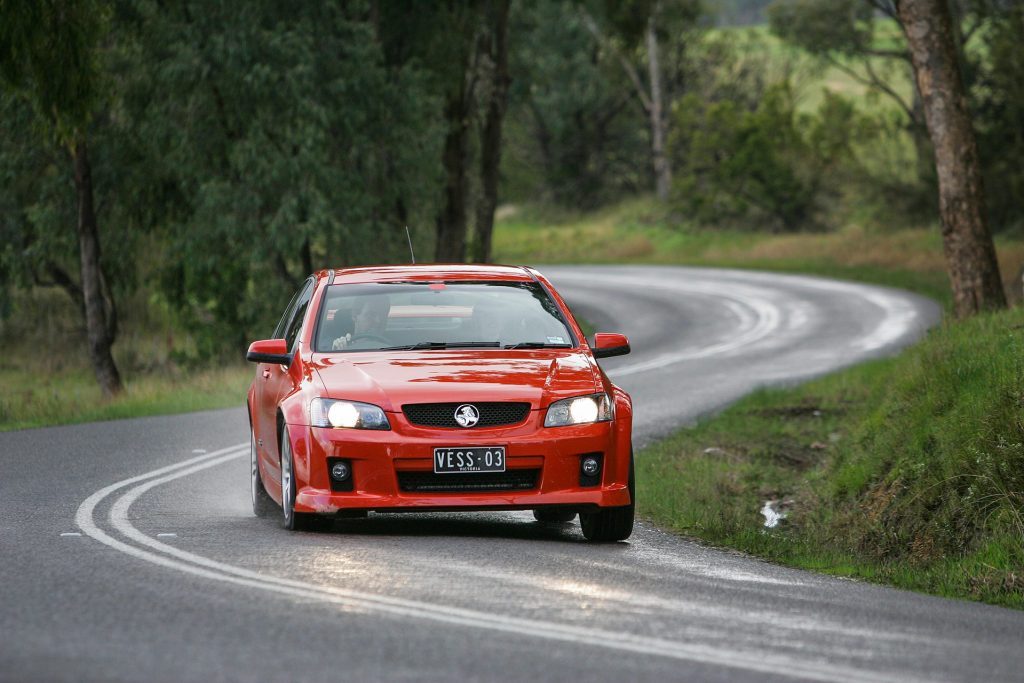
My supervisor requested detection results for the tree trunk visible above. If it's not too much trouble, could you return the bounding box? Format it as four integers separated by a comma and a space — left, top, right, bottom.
300, 237, 313, 277
435, 87, 472, 262
273, 252, 295, 286
909, 77, 934, 186
473, 0, 511, 264
646, 5, 671, 202
72, 138, 123, 396
99, 269, 118, 342
897, 0, 1005, 316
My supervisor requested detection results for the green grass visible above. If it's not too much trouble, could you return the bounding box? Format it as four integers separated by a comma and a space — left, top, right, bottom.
493, 197, 1024, 306
707, 24, 915, 116
636, 306, 1024, 607
495, 196, 1024, 606
0, 364, 252, 431
0, 287, 252, 431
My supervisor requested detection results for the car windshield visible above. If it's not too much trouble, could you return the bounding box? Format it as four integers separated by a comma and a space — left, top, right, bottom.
313, 281, 576, 352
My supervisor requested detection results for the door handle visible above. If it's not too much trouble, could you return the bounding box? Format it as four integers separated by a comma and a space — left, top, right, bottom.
262, 369, 271, 379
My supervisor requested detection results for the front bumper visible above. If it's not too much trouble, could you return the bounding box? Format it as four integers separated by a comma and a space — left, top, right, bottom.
285, 412, 631, 514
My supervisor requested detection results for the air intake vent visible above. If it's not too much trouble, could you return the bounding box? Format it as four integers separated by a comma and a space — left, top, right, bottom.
397, 469, 540, 492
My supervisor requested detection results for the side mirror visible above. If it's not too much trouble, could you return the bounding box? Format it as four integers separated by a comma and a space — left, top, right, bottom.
592, 333, 630, 359
246, 339, 292, 365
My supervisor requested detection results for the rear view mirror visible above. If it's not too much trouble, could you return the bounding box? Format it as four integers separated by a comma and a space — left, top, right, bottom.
592, 333, 630, 359
246, 339, 291, 365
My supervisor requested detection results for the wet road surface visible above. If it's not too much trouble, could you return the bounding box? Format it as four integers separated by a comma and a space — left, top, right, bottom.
6, 266, 1023, 682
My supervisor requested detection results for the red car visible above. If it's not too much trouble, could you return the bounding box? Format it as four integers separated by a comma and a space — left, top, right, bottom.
246, 264, 634, 542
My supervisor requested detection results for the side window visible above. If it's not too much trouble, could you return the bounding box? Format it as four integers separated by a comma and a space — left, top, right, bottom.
284, 280, 315, 352
272, 287, 303, 340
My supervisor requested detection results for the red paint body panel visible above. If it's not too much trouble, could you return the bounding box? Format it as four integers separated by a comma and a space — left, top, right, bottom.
594, 333, 629, 351
248, 264, 632, 516
311, 350, 599, 411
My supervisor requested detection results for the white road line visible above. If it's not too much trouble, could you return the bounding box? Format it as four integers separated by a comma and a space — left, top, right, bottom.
67, 270, 936, 681
73, 446, 915, 683
156, 533, 177, 538
551, 269, 927, 376
60, 532, 82, 537
553, 273, 784, 376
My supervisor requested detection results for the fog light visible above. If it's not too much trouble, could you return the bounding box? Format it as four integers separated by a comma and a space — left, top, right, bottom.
581, 456, 601, 477
330, 461, 351, 482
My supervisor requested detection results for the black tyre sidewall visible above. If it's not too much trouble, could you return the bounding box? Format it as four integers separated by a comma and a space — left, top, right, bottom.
281, 433, 310, 531
581, 449, 635, 542
251, 430, 274, 518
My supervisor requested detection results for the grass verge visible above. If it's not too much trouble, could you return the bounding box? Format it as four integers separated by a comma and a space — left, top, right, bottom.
0, 287, 253, 432
636, 306, 1024, 607
0, 364, 251, 432
493, 197, 1024, 306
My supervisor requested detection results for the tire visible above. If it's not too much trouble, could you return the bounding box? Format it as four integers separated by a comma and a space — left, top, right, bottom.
280, 430, 315, 531
533, 509, 577, 523
580, 450, 635, 542
251, 429, 275, 518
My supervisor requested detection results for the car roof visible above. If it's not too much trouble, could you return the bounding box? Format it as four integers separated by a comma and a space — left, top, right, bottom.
319, 264, 538, 285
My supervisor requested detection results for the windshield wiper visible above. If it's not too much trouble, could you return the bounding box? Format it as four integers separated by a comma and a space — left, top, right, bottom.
379, 341, 501, 350
503, 342, 573, 349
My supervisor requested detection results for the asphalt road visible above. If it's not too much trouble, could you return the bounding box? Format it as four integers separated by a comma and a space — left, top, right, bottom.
3, 265, 1022, 683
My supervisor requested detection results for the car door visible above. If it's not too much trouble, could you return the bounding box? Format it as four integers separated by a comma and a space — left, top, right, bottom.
255, 282, 308, 484
259, 279, 315, 484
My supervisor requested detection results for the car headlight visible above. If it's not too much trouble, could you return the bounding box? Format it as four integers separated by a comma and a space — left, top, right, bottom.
544, 393, 614, 427
310, 398, 390, 430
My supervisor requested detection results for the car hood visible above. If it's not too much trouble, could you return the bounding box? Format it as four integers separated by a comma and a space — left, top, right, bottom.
310, 350, 600, 411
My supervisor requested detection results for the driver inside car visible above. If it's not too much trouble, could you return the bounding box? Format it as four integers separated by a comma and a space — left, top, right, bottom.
332, 296, 390, 350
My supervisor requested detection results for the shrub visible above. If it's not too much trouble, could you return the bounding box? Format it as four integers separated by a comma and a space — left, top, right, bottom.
671, 83, 863, 232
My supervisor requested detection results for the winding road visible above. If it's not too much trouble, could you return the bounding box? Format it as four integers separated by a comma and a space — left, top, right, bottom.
4, 265, 1023, 682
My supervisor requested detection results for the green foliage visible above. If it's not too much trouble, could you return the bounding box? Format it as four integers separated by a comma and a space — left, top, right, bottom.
637, 305, 1024, 606
768, 0, 875, 58
502, 1, 650, 206
972, 6, 1024, 234
0, 96, 73, 292
712, 0, 774, 26
0, 0, 141, 315
2, 1, 453, 363
829, 312, 1024, 566
769, 0, 1024, 234
672, 82, 865, 231
0, 0, 109, 142
599, 0, 702, 44
116, 0, 444, 353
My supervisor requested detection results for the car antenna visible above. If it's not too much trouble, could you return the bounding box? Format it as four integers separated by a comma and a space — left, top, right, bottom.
405, 225, 416, 264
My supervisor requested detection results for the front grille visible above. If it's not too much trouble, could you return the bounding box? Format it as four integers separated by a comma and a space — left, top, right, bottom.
397, 469, 540, 492
403, 402, 530, 429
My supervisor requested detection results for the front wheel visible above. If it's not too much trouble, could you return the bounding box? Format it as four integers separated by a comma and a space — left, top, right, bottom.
580, 451, 634, 542
280, 431, 315, 531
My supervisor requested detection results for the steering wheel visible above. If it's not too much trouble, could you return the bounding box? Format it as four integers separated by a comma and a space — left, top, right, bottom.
350, 333, 391, 345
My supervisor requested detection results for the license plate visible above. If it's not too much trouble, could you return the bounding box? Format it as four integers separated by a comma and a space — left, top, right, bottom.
433, 446, 506, 473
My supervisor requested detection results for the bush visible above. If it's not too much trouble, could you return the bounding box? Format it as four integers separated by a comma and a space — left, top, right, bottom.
671, 83, 865, 232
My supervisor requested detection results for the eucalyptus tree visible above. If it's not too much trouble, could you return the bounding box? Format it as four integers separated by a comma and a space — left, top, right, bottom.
896, 0, 1005, 315
580, 0, 702, 202
503, 1, 649, 207
0, 0, 123, 395
473, 0, 511, 264
122, 0, 443, 349
769, 0, 1024, 234
768, 0, 936, 184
